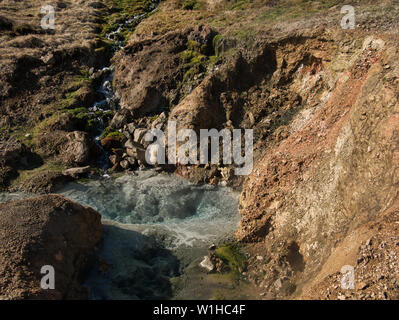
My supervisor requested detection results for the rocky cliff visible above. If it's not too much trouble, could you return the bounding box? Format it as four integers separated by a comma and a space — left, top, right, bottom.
108, 0, 399, 298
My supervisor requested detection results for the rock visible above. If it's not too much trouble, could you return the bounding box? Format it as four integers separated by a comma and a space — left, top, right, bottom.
41, 53, 55, 65
133, 128, 147, 144
62, 166, 91, 179
124, 139, 145, 150
123, 130, 131, 140
110, 109, 132, 129
61, 131, 99, 166
151, 112, 167, 129
0, 195, 102, 299
188, 25, 216, 55
208, 244, 216, 251
126, 147, 146, 163
274, 278, 282, 290
126, 157, 136, 166
100, 136, 122, 150
109, 154, 119, 166
0, 138, 43, 189
358, 281, 370, 290
209, 176, 219, 185
113, 30, 190, 116
200, 255, 215, 272
56, 2, 67, 9
72, 85, 95, 108
119, 160, 129, 169
126, 123, 136, 134
88, 2, 106, 9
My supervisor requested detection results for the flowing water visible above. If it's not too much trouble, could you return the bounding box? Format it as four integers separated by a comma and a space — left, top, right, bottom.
0, 171, 241, 299
1, 172, 240, 299
0, 2, 242, 299
87, 7, 158, 168
59, 171, 241, 299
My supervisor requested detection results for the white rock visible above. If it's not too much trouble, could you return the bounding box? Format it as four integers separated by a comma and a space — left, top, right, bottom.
200, 255, 214, 272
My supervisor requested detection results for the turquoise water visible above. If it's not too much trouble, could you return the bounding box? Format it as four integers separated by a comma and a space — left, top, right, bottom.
0, 171, 240, 299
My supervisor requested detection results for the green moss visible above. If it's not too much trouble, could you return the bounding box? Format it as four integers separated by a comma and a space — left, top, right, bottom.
215, 245, 246, 280
180, 43, 210, 83
227, 0, 251, 11
10, 161, 65, 188
100, 0, 159, 44
212, 34, 224, 56
234, 28, 255, 43
32, 114, 61, 136
183, 65, 201, 82
105, 0, 158, 15
181, 0, 198, 10
68, 107, 90, 121
105, 131, 124, 141
79, 69, 91, 80
56, 94, 77, 110
100, 126, 124, 141
209, 55, 221, 66
180, 49, 196, 63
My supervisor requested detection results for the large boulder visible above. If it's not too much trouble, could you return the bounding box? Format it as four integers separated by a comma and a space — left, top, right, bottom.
0, 194, 102, 299
60, 131, 100, 166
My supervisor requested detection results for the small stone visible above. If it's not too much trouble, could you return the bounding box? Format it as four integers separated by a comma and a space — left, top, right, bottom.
62, 166, 91, 178
124, 139, 144, 150
127, 123, 136, 134
358, 281, 369, 290
200, 255, 215, 272
109, 154, 118, 166
337, 294, 346, 300
120, 160, 129, 169
133, 128, 147, 144
126, 157, 136, 166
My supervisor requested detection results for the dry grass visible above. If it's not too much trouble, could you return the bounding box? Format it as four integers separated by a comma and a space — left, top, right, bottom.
0, 0, 99, 64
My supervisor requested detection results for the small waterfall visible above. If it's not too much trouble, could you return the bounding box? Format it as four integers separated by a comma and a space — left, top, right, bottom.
88, 5, 160, 169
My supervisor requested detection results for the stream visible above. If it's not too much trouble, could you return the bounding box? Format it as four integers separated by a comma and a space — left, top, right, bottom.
0, 172, 240, 299
0, 3, 242, 300
61, 171, 240, 299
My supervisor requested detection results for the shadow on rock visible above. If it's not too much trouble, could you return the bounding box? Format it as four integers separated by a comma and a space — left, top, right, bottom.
85, 223, 180, 300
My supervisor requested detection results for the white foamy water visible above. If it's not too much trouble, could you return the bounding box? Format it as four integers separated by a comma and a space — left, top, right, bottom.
58, 170, 240, 248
